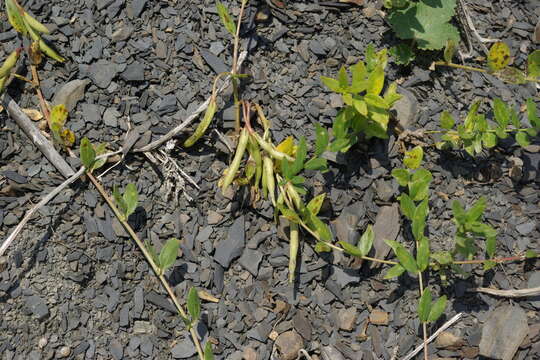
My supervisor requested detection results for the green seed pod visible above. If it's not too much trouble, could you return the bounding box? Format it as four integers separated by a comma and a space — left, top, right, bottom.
288, 222, 299, 283
221, 128, 249, 193
23, 11, 50, 34
0, 49, 20, 78
0, 76, 7, 93
38, 39, 65, 63
263, 156, 276, 206
5, 0, 27, 35
184, 98, 217, 147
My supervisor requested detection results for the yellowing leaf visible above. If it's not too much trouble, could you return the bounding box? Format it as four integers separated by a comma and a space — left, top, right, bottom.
487, 42, 511, 71
50, 104, 68, 127
60, 128, 75, 148
6, 0, 27, 35
276, 136, 295, 155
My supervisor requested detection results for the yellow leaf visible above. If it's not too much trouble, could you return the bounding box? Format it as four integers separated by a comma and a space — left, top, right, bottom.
50, 104, 68, 126
61, 128, 75, 148
22, 108, 43, 121
488, 42, 511, 71
276, 136, 295, 155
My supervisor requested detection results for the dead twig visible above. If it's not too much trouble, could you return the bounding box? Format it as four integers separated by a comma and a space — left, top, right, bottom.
2, 93, 75, 178
402, 313, 463, 360
133, 51, 247, 153
0, 150, 121, 257
468, 286, 540, 298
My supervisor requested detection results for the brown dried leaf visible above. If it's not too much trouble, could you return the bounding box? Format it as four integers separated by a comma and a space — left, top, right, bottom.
22, 108, 43, 121
197, 290, 220, 303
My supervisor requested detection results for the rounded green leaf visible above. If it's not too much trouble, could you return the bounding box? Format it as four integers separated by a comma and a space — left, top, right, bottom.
527, 50, 540, 78
488, 42, 511, 71
399, 193, 416, 220
392, 168, 410, 187
440, 111, 455, 129
359, 225, 374, 257
80, 137, 96, 169
123, 183, 138, 218
384, 264, 405, 279
385, 240, 419, 274
404, 146, 423, 170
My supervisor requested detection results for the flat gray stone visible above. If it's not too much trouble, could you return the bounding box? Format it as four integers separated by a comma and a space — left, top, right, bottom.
528, 272, 540, 309
52, 79, 91, 112
171, 339, 196, 358
25, 295, 49, 320
479, 304, 529, 360
200, 49, 228, 74
214, 216, 245, 268
238, 248, 262, 276
371, 204, 401, 268
391, 87, 419, 130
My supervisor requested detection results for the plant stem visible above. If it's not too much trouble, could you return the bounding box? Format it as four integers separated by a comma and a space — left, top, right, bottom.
30, 63, 51, 128
87, 173, 204, 360
418, 273, 429, 360
423, 128, 531, 135
231, 0, 248, 132
452, 254, 527, 265
289, 222, 299, 283
433, 61, 486, 74
321, 241, 399, 265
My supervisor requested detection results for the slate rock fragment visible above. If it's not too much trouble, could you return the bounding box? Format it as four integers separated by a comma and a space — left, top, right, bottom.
200, 49, 228, 74
238, 248, 262, 276
121, 62, 145, 82
52, 79, 90, 112
214, 216, 245, 268
479, 304, 528, 360
25, 295, 49, 320
371, 204, 400, 268
171, 339, 197, 358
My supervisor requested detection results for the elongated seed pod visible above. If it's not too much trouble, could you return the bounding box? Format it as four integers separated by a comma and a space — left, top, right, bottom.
5, 0, 27, 35
184, 98, 217, 147
289, 222, 299, 283
39, 39, 65, 62
221, 128, 249, 192
0, 49, 20, 78
0, 76, 7, 93
263, 156, 275, 206
287, 183, 302, 211
23, 11, 50, 34
252, 133, 294, 162
249, 136, 262, 188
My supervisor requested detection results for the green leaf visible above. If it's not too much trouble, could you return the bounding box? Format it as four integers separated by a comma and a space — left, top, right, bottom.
112, 185, 128, 218
443, 39, 457, 63
384, 264, 406, 279
204, 342, 214, 360
417, 236, 430, 271
466, 197, 486, 223
528, 50, 540, 77
452, 200, 467, 224
389, 43, 415, 65
408, 169, 432, 201
486, 235, 496, 259
339, 241, 363, 257
387, 0, 460, 50
399, 193, 416, 220
216, 1, 236, 35
493, 98, 509, 128
526, 98, 540, 130
315, 241, 332, 253
123, 183, 138, 218
431, 251, 453, 265
359, 225, 374, 257
440, 111, 455, 129
525, 250, 538, 259
385, 240, 419, 274
80, 137, 96, 169
321, 76, 344, 93
428, 295, 447, 322
495, 67, 527, 84
278, 205, 302, 223
305, 211, 332, 242
307, 193, 326, 216
412, 199, 428, 241
367, 65, 385, 95
488, 42, 511, 71
365, 44, 378, 72
404, 146, 424, 170
515, 131, 531, 147
418, 289, 432, 322
352, 98, 368, 116
187, 287, 201, 323
337, 66, 348, 88
291, 175, 305, 185
304, 157, 327, 171
158, 238, 180, 273
350, 61, 367, 93
328, 137, 352, 152
290, 137, 307, 176
392, 168, 410, 187
482, 132, 497, 148
314, 123, 329, 156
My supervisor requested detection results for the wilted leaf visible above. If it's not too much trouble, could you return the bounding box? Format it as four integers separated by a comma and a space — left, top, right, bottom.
50, 104, 68, 127
22, 108, 43, 121
404, 146, 423, 170
444, 39, 457, 63
307, 193, 326, 216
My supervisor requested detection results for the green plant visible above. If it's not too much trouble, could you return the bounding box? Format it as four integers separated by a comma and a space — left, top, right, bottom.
434, 98, 539, 155
145, 238, 181, 276
0, 48, 21, 93
321, 45, 402, 149
112, 183, 138, 221
435, 41, 540, 84
385, 0, 460, 65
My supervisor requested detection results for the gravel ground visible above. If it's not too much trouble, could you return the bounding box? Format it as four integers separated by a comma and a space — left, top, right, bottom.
0, 0, 539, 359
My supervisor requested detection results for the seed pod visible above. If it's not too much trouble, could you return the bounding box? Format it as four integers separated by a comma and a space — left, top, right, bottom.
38, 39, 65, 63
289, 222, 299, 283
0, 77, 7, 93
248, 136, 262, 188
184, 98, 217, 147
287, 183, 302, 210
221, 128, 249, 192
5, 0, 27, 35
263, 156, 276, 206
23, 11, 50, 34
0, 49, 20, 78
